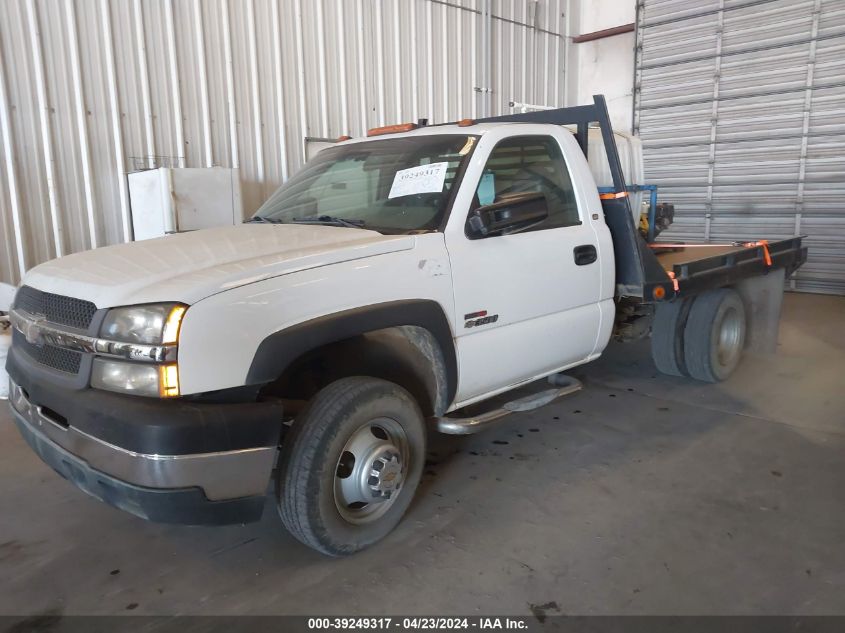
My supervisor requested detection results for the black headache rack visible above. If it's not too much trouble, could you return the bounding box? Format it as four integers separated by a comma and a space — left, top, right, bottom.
472, 95, 807, 303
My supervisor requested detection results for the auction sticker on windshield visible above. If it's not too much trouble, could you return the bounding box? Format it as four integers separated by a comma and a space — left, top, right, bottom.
388, 162, 448, 199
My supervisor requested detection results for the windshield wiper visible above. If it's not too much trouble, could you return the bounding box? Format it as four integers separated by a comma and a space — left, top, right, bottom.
290, 215, 367, 229
244, 216, 283, 224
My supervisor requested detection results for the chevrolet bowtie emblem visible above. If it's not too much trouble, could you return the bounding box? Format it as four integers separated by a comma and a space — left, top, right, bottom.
22, 314, 47, 346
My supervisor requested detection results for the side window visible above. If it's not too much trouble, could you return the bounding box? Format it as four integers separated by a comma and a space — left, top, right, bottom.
472, 135, 581, 231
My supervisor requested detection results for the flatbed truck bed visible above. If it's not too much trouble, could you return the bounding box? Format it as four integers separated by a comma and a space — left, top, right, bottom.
653, 237, 807, 298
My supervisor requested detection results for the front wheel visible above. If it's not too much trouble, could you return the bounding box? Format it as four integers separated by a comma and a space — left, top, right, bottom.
276, 377, 426, 556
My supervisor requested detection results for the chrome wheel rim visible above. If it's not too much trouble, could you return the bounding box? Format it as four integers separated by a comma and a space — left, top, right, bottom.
333, 417, 410, 525
716, 306, 743, 366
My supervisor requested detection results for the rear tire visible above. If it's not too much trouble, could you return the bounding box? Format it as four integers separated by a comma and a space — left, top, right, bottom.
651, 298, 693, 377
683, 288, 746, 383
276, 377, 426, 556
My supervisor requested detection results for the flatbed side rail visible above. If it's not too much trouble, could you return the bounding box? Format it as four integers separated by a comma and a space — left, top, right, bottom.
654, 237, 808, 298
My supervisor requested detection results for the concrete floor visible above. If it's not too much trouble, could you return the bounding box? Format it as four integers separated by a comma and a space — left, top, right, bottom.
0, 292, 843, 616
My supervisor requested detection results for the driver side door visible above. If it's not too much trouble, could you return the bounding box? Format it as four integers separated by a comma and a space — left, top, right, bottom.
445, 132, 604, 405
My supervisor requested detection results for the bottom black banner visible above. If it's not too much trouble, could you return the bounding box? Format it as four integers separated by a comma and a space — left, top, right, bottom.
3, 616, 845, 633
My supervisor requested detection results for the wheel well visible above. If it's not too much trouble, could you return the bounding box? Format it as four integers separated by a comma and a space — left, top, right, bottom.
259, 326, 450, 417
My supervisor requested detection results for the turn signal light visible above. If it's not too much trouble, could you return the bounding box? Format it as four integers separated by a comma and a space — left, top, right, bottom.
367, 123, 418, 137
159, 364, 180, 398
162, 305, 187, 345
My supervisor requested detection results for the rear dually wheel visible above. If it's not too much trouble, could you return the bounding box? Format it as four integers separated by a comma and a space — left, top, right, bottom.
683, 288, 747, 382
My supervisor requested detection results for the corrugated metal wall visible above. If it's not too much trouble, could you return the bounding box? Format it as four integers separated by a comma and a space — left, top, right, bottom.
634, 0, 845, 294
0, 0, 568, 286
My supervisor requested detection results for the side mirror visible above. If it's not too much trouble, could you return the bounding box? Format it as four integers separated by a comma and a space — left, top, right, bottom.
468, 192, 549, 238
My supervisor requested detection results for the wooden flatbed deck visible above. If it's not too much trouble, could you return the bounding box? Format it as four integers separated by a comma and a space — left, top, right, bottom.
654, 245, 746, 271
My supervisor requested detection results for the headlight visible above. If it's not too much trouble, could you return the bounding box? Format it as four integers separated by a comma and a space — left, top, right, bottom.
100, 304, 186, 345
92, 359, 180, 398
94, 303, 186, 398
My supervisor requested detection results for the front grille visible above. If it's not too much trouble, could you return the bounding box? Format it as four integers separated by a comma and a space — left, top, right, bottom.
14, 285, 97, 330
13, 328, 83, 374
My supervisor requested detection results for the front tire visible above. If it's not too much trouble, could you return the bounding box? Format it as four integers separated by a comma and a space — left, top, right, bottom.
276, 377, 426, 556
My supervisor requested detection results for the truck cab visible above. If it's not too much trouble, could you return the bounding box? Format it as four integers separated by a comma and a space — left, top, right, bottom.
5, 97, 805, 556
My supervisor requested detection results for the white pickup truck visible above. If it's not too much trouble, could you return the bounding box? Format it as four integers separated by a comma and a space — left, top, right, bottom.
6, 97, 805, 555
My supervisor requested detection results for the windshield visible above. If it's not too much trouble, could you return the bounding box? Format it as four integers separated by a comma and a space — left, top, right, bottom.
254, 134, 478, 233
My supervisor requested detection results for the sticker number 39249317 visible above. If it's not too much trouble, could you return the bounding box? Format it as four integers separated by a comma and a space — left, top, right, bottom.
388, 162, 448, 199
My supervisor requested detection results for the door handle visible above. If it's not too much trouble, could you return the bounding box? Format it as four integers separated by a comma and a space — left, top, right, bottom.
573, 244, 597, 266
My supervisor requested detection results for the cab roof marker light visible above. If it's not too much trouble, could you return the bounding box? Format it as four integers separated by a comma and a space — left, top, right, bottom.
367, 122, 418, 137
162, 305, 187, 345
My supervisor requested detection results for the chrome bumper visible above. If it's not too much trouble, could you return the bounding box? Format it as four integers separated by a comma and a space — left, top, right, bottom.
8, 378, 275, 502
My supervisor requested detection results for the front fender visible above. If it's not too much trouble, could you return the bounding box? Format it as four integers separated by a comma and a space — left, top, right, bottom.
247, 300, 458, 408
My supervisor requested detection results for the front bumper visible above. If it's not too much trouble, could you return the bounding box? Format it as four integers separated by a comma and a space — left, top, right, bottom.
7, 370, 283, 526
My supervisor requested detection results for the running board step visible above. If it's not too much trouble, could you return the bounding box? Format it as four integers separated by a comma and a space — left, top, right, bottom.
435, 374, 583, 435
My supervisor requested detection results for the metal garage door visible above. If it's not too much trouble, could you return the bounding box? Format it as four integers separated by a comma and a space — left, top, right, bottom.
634, 0, 845, 294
